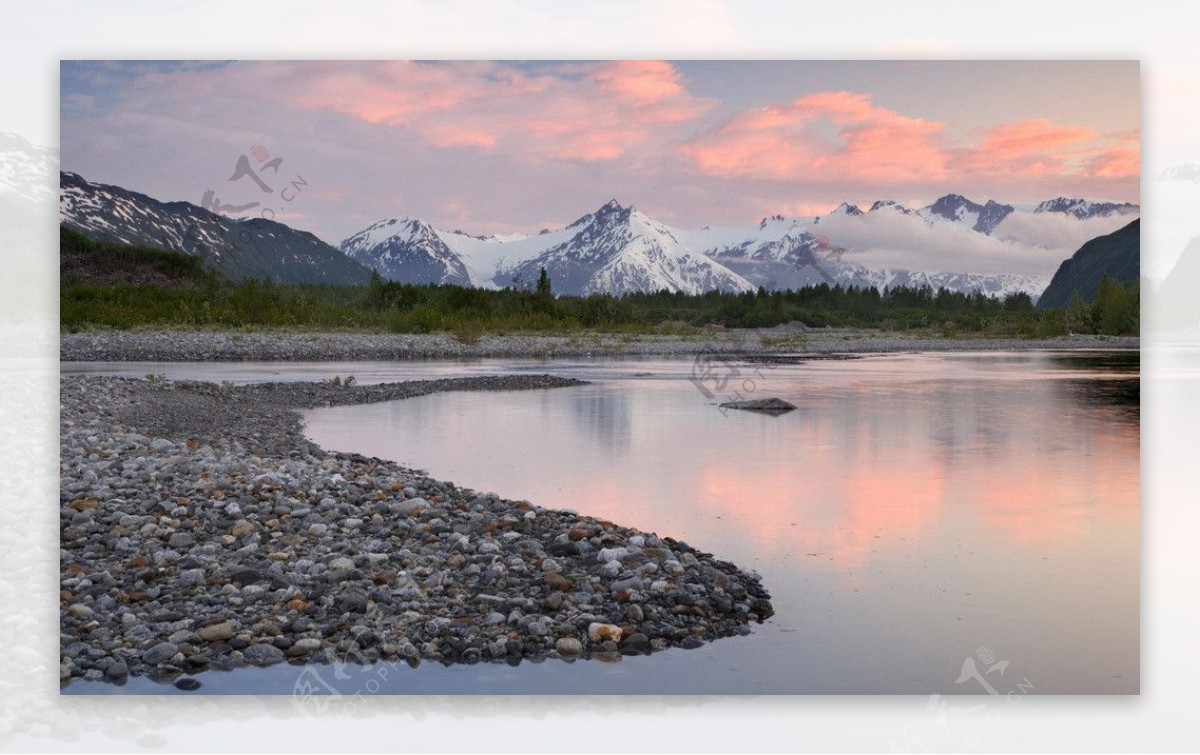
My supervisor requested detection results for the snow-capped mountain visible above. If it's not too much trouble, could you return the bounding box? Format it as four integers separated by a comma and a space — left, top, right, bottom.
868, 200, 915, 215
973, 200, 1016, 235
922, 193, 983, 227
57, 168, 1130, 302
60, 172, 372, 285
915, 194, 1015, 235
0, 132, 58, 205
685, 214, 1043, 298
503, 201, 754, 296
1033, 197, 1140, 220
854, 268, 1044, 300
816, 202, 864, 221
346, 200, 757, 296
341, 218, 470, 286
346, 197, 1065, 299
681, 216, 864, 291
834, 192, 1140, 236
1159, 163, 1200, 183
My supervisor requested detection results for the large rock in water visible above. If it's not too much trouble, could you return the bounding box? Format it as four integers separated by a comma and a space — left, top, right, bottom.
1038, 219, 1140, 308
719, 397, 796, 415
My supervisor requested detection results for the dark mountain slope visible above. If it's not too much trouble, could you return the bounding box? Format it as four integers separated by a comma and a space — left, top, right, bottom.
1038, 219, 1140, 308
60, 172, 372, 285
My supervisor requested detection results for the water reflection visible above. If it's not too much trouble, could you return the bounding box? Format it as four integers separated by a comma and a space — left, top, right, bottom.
569, 389, 633, 450
304, 352, 1138, 693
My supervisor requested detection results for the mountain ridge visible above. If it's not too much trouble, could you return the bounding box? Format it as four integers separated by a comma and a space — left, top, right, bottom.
60, 171, 373, 285
1037, 218, 1140, 308
58, 169, 1139, 301
348, 191, 1139, 300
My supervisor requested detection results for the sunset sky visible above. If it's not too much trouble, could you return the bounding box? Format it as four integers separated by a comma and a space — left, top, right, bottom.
60, 60, 1139, 244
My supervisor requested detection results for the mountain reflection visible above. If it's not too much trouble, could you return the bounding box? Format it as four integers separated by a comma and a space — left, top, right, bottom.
310, 353, 1138, 578
569, 389, 633, 450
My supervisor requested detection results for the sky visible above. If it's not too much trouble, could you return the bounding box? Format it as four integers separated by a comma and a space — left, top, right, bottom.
60, 60, 1140, 246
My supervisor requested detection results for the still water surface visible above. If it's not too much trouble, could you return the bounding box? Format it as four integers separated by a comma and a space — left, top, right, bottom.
65, 351, 1139, 693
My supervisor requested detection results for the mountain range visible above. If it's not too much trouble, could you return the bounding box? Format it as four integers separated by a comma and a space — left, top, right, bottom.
60, 172, 371, 285
59, 170, 1140, 301
343, 193, 1139, 300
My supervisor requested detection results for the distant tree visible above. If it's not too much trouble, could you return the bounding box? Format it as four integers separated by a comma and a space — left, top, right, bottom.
536, 267, 552, 299
1002, 291, 1034, 312
1092, 275, 1136, 335
366, 270, 385, 306
1066, 291, 1091, 333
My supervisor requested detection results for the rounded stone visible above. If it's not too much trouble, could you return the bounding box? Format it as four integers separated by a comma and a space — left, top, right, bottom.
142, 641, 179, 665
242, 643, 285, 666
555, 637, 583, 656
196, 622, 235, 642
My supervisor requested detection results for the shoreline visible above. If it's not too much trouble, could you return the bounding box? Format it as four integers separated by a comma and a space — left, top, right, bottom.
60, 329, 1140, 362
60, 374, 774, 689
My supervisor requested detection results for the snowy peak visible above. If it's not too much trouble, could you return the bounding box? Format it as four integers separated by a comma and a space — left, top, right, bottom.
1033, 197, 1140, 219
568, 198, 631, 229
510, 199, 750, 295
758, 214, 789, 229
869, 199, 913, 214
704, 228, 847, 291
828, 202, 864, 218
975, 200, 1015, 235
340, 216, 470, 286
349, 216, 442, 247
926, 193, 984, 223
0, 132, 58, 205
920, 194, 1015, 234
1160, 163, 1200, 182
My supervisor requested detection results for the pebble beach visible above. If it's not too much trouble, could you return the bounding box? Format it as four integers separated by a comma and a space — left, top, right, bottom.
59, 373, 775, 688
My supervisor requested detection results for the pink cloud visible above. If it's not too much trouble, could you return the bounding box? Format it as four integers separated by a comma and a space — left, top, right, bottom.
683, 96, 1140, 196
425, 123, 498, 150
681, 91, 949, 184
977, 118, 1097, 155
954, 118, 1100, 176
288, 61, 480, 124
1086, 135, 1140, 178
590, 60, 688, 105
236, 60, 714, 163
67, 63, 1139, 238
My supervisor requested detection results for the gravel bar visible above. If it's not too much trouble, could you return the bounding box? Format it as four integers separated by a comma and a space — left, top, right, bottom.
60, 374, 775, 688
60, 329, 1140, 362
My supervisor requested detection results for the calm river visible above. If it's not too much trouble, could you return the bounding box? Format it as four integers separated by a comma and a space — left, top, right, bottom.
63, 351, 1138, 694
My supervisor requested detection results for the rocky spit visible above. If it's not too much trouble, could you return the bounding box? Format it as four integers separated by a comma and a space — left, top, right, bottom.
60, 329, 1140, 362
60, 374, 774, 688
